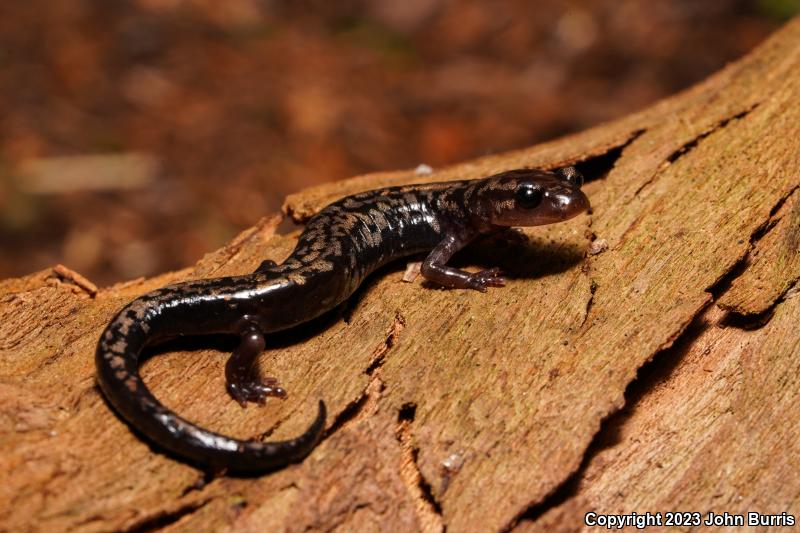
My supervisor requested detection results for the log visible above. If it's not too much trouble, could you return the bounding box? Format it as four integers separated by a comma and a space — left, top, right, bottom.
2, 17, 800, 533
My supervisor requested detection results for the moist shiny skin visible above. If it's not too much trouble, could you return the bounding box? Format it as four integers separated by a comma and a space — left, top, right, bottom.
96, 167, 590, 472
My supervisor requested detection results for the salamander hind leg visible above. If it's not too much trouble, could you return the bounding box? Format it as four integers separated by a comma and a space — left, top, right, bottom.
225, 326, 287, 407
255, 259, 287, 281
255, 259, 277, 273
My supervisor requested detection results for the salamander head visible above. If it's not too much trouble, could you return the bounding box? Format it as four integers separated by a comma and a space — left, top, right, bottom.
476, 167, 590, 227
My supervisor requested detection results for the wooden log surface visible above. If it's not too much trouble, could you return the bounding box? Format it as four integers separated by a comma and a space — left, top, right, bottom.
2, 17, 800, 533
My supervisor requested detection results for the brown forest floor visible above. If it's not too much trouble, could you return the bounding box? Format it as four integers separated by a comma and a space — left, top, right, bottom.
0, 0, 788, 285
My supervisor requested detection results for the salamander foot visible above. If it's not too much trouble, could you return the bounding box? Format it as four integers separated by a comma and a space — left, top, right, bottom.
227, 377, 286, 407
466, 267, 506, 292
225, 326, 287, 407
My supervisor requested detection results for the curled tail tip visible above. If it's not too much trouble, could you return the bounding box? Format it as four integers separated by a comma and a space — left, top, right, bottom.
293, 399, 326, 456
311, 399, 327, 443
233, 399, 327, 473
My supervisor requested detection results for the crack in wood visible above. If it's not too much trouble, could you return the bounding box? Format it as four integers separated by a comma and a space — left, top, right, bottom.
766, 184, 799, 220
705, 251, 753, 301
122, 499, 210, 533
718, 305, 777, 330
711, 185, 800, 317
717, 275, 799, 331
365, 311, 406, 375
665, 106, 758, 165
571, 129, 646, 184
579, 279, 598, 329
321, 381, 376, 440
321, 312, 403, 439
633, 105, 760, 199
742, 185, 799, 249
508, 307, 712, 530
396, 402, 445, 533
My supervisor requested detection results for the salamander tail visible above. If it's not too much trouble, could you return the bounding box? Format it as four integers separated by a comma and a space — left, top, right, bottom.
95, 295, 326, 472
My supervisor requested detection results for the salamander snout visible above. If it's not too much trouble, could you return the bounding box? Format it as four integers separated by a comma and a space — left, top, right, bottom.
549, 185, 590, 220
483, 167, 590, 227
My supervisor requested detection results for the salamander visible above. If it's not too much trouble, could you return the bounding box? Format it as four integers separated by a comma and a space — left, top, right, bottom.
96, 167, 590, 472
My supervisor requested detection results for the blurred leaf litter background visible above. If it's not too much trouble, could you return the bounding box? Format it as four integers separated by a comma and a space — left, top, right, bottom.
0, 0, 796, 285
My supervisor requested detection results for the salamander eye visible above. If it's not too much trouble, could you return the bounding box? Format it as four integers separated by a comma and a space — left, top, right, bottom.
556, 167, 584, 188
515, 184, 543, 209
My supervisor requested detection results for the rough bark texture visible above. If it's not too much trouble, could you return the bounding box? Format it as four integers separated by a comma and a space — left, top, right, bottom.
2, 18, 800, 533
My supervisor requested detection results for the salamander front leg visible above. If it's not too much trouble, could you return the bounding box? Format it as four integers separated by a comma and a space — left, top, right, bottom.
421, 233, 505, 292
225, 326, 286, 407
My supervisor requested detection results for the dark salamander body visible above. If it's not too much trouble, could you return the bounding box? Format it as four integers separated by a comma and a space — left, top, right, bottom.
96, 167, 589, 472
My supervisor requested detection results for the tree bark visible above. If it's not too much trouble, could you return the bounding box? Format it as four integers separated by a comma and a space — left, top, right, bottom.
2, 18, 800, 533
